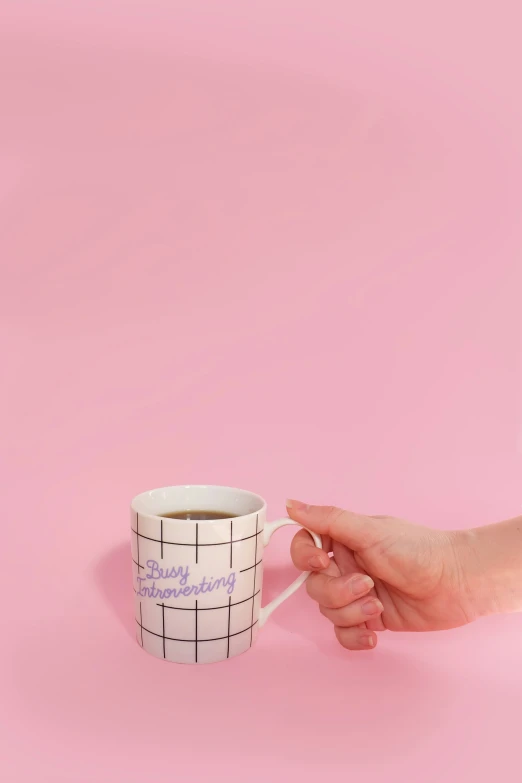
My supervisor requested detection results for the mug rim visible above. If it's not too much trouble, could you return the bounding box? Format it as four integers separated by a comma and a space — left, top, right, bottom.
131, 484, 267, 522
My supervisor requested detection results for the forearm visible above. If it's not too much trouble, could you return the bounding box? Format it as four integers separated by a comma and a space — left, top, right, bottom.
455, 516, 522, 617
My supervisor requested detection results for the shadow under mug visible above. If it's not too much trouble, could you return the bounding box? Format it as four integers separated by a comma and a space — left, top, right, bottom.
131, 485, 321, 664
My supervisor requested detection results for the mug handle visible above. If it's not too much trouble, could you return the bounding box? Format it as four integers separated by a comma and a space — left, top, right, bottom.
258, 519, 322, 627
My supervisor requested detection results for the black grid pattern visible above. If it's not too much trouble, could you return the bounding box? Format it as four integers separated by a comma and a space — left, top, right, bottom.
133, 513, 263, 662
250, 515, 259, 645
132, 516, 263, 565
132, 512, 144, 572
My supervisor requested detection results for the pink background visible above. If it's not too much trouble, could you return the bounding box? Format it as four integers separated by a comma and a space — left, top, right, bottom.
1, 2, 522, 781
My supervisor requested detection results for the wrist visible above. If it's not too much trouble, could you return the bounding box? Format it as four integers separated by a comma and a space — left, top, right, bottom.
451, 521, 522, 618
450, 529, 493, 619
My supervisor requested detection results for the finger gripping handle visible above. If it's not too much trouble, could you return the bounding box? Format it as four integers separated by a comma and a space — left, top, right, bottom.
258, 519, 322, 627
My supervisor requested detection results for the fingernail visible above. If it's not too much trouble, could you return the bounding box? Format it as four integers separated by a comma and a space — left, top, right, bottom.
362, 599, 383, 616
286, 500, 310, 511
349, 575, 374, 595
308, 554, 327, 570
364, 635, 375, 648
286, 499, 309, 511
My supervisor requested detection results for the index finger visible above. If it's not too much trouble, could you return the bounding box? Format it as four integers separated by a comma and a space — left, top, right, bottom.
291, 528, 330, 571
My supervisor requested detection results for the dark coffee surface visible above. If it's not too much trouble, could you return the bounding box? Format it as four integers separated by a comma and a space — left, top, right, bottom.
159, 509, 238, 521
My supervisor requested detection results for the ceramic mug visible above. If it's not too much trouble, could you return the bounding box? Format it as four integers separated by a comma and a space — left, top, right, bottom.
131, 485, 321, 664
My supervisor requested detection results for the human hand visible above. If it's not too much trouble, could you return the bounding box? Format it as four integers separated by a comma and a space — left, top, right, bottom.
288, 500, 475, 651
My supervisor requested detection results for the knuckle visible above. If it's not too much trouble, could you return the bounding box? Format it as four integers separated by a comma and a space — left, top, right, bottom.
323, 577, 341, 608
307, 574, 336, 606
290, 531, 310, 563
306, 574, 319, 600
319, 604, 331, 619
334, 626, 351, 649
291, 529, 307, 548
324, 506, 344, 526
324, 506, 349, 539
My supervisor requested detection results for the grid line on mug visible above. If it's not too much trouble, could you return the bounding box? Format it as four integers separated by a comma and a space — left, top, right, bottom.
131, 513, 263, 569
133, 514, 262, 662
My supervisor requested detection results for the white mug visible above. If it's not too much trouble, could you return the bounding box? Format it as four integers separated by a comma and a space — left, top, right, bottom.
130, 485, 321, 664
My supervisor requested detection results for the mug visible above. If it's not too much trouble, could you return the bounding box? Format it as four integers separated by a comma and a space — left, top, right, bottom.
131, 485, 321, 664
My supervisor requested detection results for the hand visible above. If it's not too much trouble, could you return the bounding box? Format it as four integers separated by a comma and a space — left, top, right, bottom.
288, 500, 475, 651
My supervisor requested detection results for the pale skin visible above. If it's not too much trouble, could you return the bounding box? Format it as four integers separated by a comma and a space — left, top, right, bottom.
288, 500, 522, 651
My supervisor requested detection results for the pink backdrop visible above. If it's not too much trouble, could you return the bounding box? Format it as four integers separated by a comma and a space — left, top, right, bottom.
1, 2, 521, 781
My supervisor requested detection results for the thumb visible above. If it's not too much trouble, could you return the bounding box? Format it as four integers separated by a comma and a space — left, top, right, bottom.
286, 500, 386, 551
